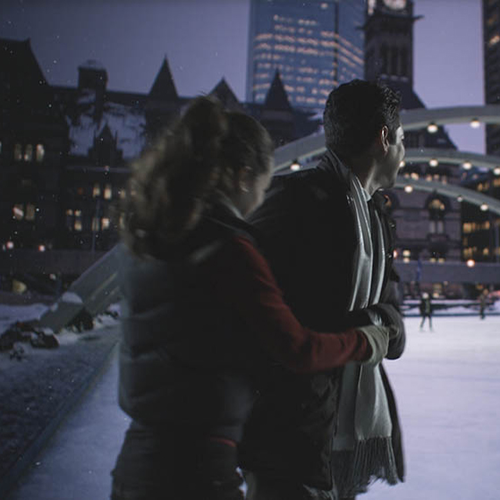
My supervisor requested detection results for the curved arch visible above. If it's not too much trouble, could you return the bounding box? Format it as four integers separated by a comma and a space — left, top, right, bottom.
401, 104, 500, 131
404, 148, 500, 171
393, 178, 500, 216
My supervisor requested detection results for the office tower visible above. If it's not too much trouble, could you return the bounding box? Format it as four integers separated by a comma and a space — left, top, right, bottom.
483, 0, 500, 156
364, 0, 462, 298
460, 0, 500, 265
246, 0, 365, 112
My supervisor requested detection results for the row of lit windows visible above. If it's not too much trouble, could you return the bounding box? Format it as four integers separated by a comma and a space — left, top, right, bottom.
66, 209, 111, 232
11, 143, 46, 162
12, 203, 37, 221
298, 66, 319, 75
477, 178, 500, 191
255, 53, 284, 61
273, 14, 293, 24
462, 246, 500, 258
92, 183, 114, 199
462, 220, 498, 233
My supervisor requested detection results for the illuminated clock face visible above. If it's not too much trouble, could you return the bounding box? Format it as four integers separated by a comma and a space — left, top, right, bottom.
383, 0, 407, 9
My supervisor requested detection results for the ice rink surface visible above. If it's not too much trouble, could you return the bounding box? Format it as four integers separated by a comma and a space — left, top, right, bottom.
5, 314, 500, 499
369, 315, 500, 500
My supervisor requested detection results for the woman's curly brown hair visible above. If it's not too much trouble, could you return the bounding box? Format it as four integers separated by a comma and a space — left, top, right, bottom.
119, 96, 273, 256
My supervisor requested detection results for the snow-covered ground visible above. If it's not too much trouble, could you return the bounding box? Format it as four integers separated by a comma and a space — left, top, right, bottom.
0, 302, 120, 337
2, 304, 500, 499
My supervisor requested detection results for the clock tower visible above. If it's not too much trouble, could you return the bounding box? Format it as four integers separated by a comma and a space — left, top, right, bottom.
364, 0, 421, 87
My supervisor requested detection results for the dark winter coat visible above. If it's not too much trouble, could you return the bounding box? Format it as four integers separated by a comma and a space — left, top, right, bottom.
112, 200, 373, 490
239, 150, 406, 490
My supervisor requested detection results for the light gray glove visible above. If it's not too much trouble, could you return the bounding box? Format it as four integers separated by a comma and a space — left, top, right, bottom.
357, 324, 397, 365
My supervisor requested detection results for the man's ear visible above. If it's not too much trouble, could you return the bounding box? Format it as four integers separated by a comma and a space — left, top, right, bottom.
380, 126, 390, 153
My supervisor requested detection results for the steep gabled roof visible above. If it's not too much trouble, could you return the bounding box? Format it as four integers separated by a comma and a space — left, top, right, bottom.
149, 57, 178, 101
264, 70, 292, 112
209, 78, 243, 111
0, 37, 54, 111
96, 123, 115, 143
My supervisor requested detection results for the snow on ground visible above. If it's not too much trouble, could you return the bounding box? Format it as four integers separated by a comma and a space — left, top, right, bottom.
0, 302, 121, 337
0, 304, 49, 334
1, 303, 500, 499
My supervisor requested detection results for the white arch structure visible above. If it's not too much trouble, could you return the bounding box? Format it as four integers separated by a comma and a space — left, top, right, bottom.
274, 105, 500, 214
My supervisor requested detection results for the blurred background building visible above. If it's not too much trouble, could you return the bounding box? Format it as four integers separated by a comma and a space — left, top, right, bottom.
460, 0, 500, 268
0, 0, 499, 300
246, 0, 365, 112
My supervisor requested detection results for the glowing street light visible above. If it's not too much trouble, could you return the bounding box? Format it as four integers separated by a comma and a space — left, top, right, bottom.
470, 118, 481, 128
466, 259, 476, 268
290, 159, 301, 171
399, 160, 406, 168
462, 161, 472, 170
494, 166, 500, 176
429, 158, 439, 167
480, 203, 489, 212
427, 122, 438, 133
457, 195, 464, 202
404, 185, 413, 193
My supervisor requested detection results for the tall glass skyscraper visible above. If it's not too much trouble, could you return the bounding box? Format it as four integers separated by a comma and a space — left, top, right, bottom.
483, 0, 500, 156
246, 0, 365, 112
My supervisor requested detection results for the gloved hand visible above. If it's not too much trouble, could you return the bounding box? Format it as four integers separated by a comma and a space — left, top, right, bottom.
356, 324, 397, 365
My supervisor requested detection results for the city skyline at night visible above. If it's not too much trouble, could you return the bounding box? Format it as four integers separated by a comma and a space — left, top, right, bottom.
1, 0, 486, 153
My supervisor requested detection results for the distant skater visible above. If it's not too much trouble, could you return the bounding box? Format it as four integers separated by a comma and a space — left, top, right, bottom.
479, 290, 488, 320
419, 292, 433, 330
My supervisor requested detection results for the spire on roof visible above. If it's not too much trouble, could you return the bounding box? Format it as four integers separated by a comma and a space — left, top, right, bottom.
149, 57, 178, 101
264, 70, 292, 111
209, 78, 242, 111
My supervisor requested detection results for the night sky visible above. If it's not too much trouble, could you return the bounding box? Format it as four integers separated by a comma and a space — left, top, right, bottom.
1, 0, 485, 153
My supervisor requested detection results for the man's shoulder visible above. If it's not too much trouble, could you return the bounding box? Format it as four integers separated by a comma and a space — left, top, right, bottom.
271, 161, 346, 206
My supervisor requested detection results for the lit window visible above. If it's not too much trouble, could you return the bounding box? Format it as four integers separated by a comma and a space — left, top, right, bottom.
101, 217, 110, 230
6, 241, 14, 250
93, 183, 101, 197
402, 249, 411, 257
489, 34, 500, 47
429, 199, 445, 211
74, 210, 82, 231
13, 204, 24, 220
14, 143, 22, 161
24, 144, 33, 162
36, 144, 45, 162
104, 184, 112, 200
25, 204, 36, 221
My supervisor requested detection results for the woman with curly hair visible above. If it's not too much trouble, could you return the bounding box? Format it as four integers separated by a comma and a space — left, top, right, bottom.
110, 96, 393, 500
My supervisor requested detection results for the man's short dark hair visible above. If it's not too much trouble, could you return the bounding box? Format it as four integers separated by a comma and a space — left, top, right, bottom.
323, 79, 402, 160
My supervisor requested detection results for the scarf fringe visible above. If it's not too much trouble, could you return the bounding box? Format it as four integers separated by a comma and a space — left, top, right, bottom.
331, 437, 400, 497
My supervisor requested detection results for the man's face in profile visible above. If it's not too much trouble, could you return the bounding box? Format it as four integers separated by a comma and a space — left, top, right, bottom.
381, 124, 405, 188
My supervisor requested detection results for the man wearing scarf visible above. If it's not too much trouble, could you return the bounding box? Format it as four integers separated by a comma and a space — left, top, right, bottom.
240, 80, 406, 500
